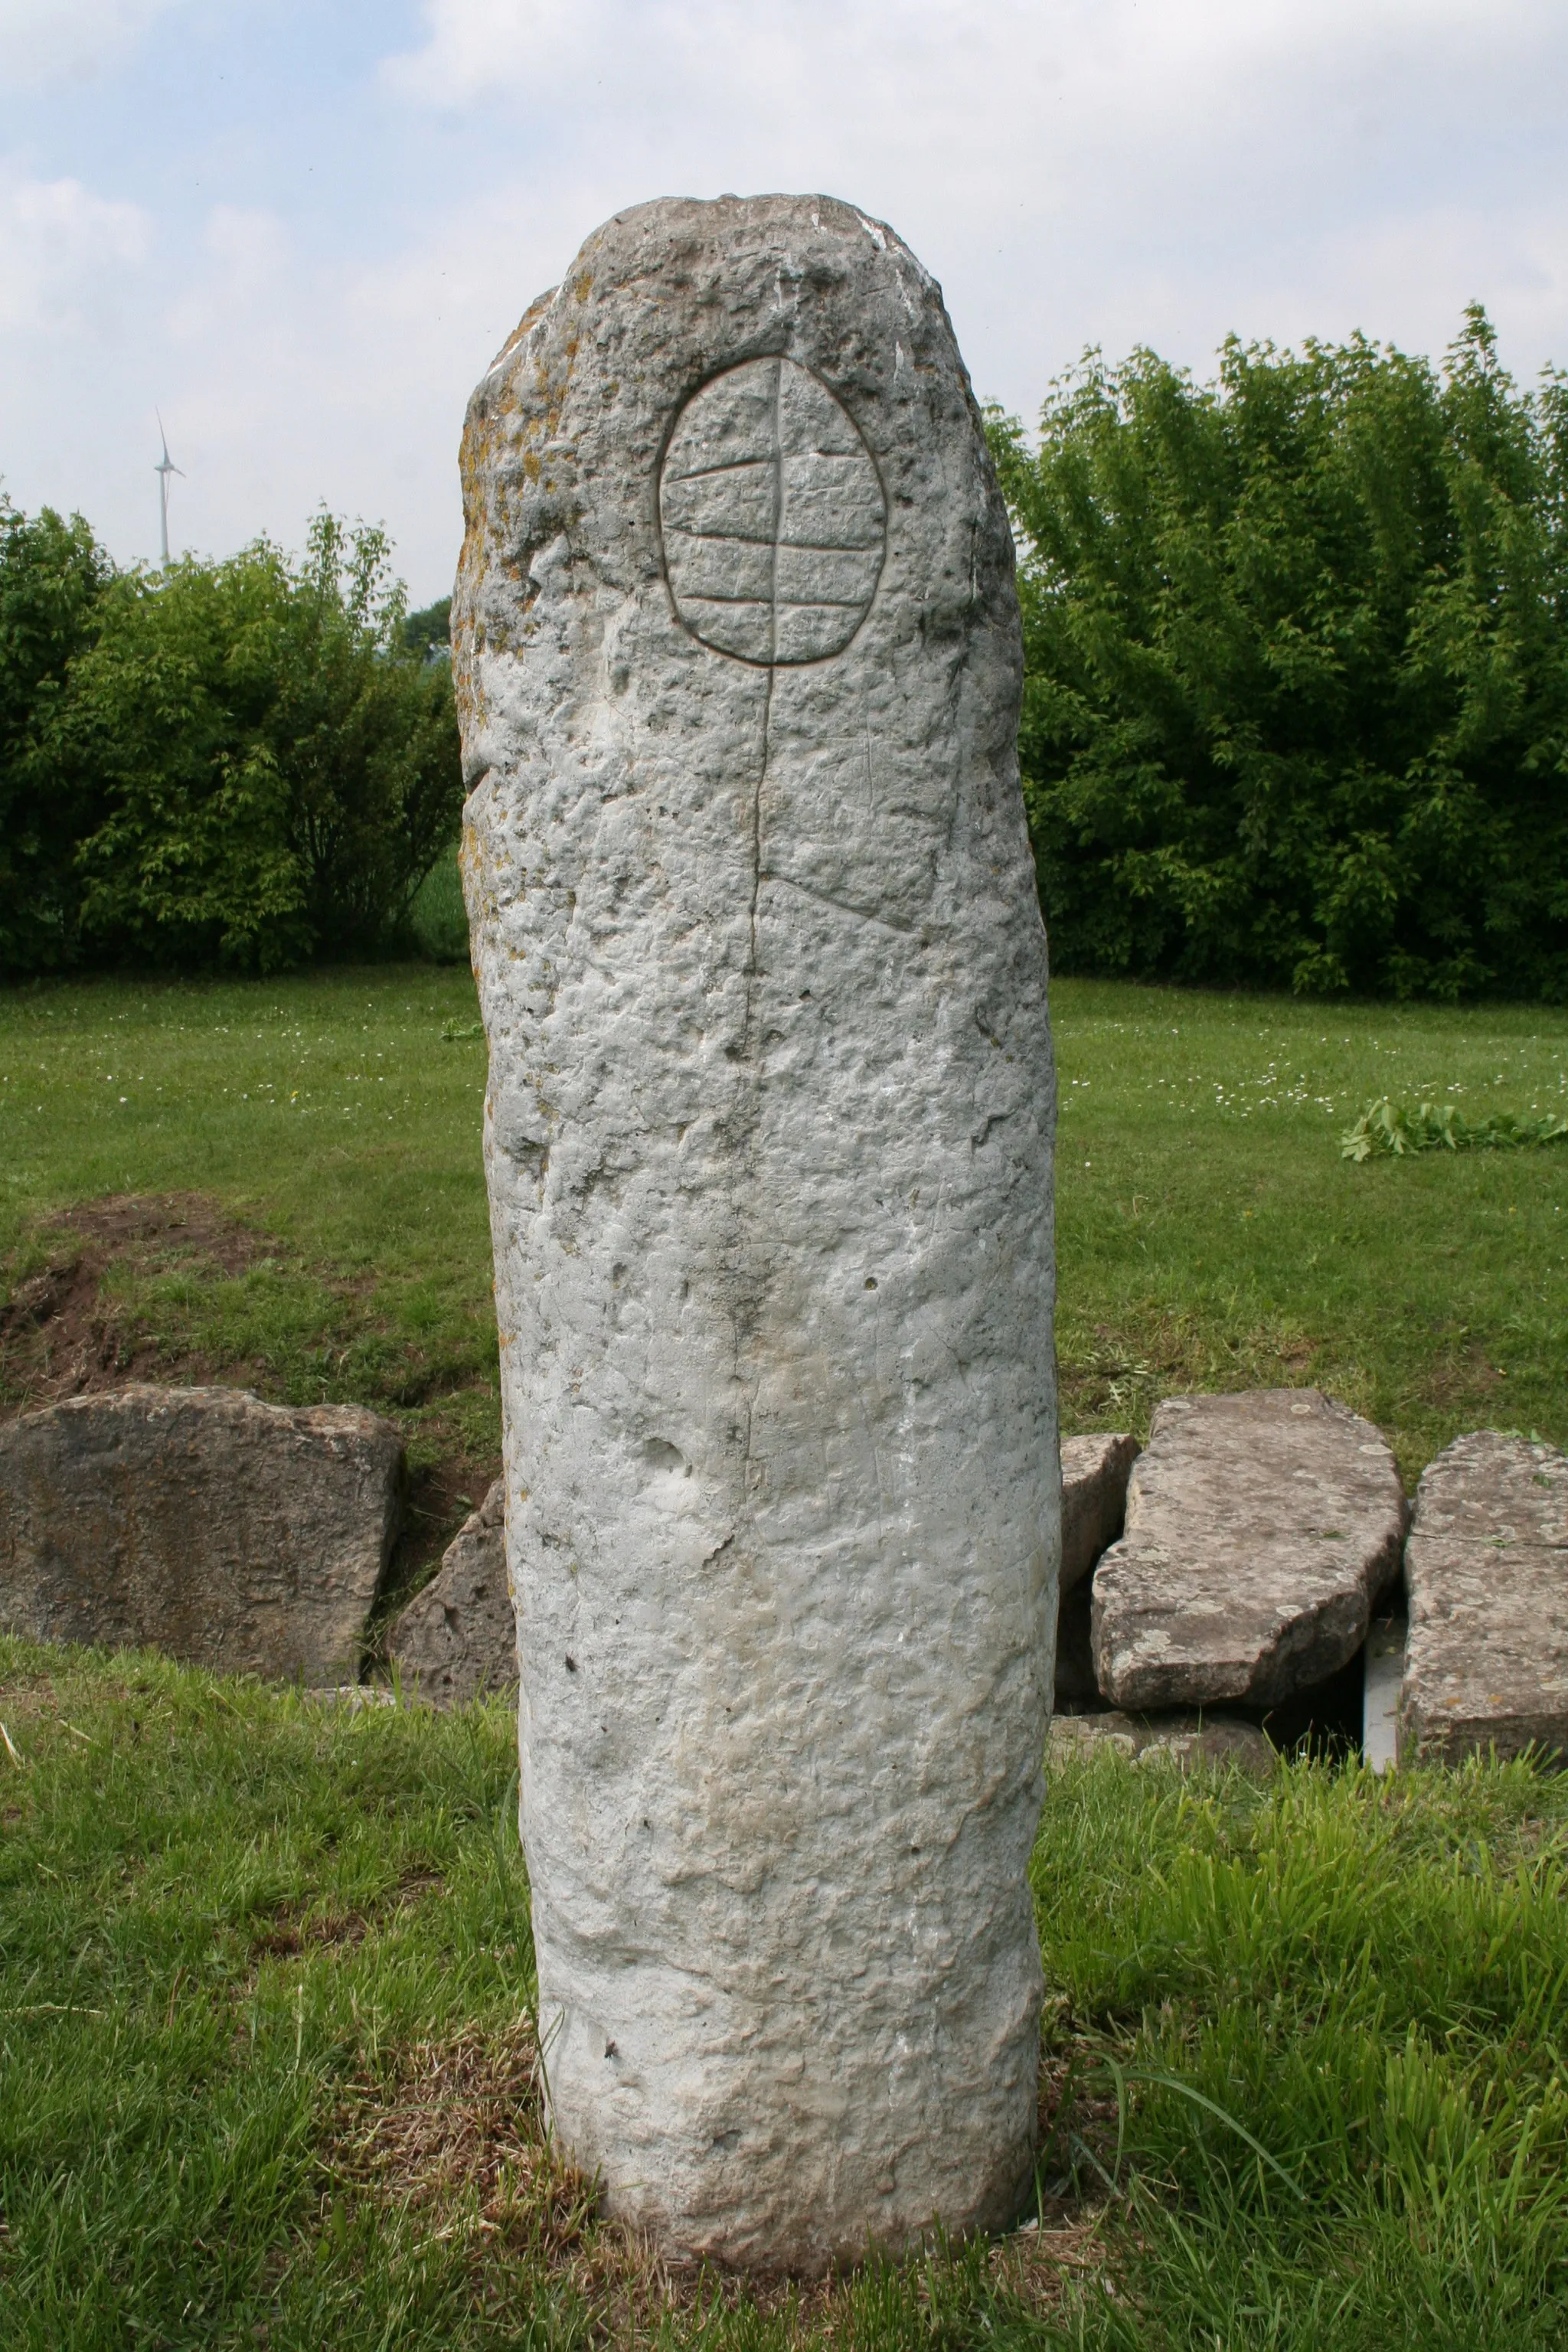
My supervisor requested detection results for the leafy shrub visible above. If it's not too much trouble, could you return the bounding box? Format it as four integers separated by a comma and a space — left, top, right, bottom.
0, 500, 112, 973
409, 841, 471, 964
0, 509, 462, 976
988, 308, 1568, 1000
402, 595, 452, 662
1341, 1096, 1568, 1158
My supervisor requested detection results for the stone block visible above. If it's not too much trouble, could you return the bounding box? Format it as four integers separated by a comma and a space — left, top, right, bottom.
0, 1384, 402, 1683
1402, 1432, 1568, 1762
1092, 1390, 1405, 1710
1060, 1432, 1138, 1595
1048, 1709, 1276, 1778
387, 1478, 514, 1707
1362, 1613, 1405, 1773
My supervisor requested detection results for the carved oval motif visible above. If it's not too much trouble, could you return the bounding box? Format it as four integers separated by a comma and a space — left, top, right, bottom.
658, 357, 886, 666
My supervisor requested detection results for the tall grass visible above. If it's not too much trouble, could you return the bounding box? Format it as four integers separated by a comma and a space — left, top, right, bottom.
4, 1639, 1566, 2347
1033, 1748, 1568, 2349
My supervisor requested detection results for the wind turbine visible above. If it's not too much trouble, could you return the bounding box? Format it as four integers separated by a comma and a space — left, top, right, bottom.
154, 413, 184, 569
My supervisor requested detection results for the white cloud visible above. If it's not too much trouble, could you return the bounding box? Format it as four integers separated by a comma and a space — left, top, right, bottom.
0, 0, 190, 86
145, 0, 1557, 597
374, 0, 1568, 418
5, 0, 1568, 602
0, 168, 149, 332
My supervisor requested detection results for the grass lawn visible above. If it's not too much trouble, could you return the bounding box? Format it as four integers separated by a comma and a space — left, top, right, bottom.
2, 1639, 1565, 2349
0, 965, 500, 1596
4, 967, 1566, 1496
4, 965, 1568, 2341
1052, 982, 1568, 1479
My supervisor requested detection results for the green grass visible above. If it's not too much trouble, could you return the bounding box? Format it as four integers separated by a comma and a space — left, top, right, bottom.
5, 967, 1568, 2339
2, 1638, 1566, 2347
0, 965, 498, 1489
1052, 982, 1568, 1477
5, 970, 1565, 1494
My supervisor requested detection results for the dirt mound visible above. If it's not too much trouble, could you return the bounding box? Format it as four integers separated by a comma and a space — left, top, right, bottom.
1, 1194, 501, 1630
0, 1193, 269, 1416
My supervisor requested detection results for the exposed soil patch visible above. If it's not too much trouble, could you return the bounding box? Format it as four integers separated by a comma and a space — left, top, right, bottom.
319, 2020, 646, 2325
50, 1192, 266, 1277
1, 1197, 500, 1642
250, 1870, 446, 1962
0, 1193, 270, 1416
1059, 1315, 1331, 1440
315, 2023, 1094, 2340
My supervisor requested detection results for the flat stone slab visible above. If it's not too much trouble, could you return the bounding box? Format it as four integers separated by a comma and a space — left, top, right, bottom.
1060, 1432, 1138, 1595
1049, 1710, 1276, 1778
0, 1384, 402, 1683
1092, 1390, 1406, 1710
387, 1478, 514, 1707
1403, 1432, 1568, 1762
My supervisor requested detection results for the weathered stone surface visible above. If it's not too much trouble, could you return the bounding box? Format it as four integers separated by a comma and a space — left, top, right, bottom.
1052, 1436, 1137, 1705
387, 1478, 514, 1707
0, 1384, 402, 1681
1403, 1432, 1568, 1762
1049, 1709, 1276, 1778
455, 195, 1057, 2273
1060, 1432, 1138, 1595
304, 1684, 401, 1711
1092, 1390, 1405, 1710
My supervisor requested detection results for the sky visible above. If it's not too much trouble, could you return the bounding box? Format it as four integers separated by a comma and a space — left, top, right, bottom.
2, 0, 1566, 606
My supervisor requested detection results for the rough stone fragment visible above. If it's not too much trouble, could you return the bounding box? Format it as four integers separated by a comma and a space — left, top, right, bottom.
1052, 1436, 1138, 1706
304, 1684, 401, 1711
1048, 1709, 1138, 1759
455, 194, 1057, 2273
0, 1384, 402, 1681
1092, 1390, 1406, 1710
1060, 1432, 1138, 1595
1402, 1432, 1568, 1762
387, 1478, 514, 1707
1048, 1710, 1276, 1778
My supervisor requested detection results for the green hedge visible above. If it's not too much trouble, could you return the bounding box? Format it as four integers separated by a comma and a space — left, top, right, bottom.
988, 307, 1568, 999
0, 507, 462, 976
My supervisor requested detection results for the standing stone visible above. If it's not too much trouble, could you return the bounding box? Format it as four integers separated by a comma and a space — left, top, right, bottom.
1092, 1390, 1405, 1710
0, 1384, 402, 1682
455, 196, 1057, 2273
1403, 1432, 1568, 1762
387, 1478, 514, 1707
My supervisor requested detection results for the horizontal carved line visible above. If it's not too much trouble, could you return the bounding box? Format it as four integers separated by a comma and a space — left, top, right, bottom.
675, 594, 874, 613
666, 452, 880, 482
665, 530, 884, 554
665, 456, 776, 482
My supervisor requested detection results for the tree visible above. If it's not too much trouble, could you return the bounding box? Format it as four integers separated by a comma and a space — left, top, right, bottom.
988, 309, 1568, 998
27, 511, 462, 973
0, 500, 110, 972
402, 596, 452, 661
